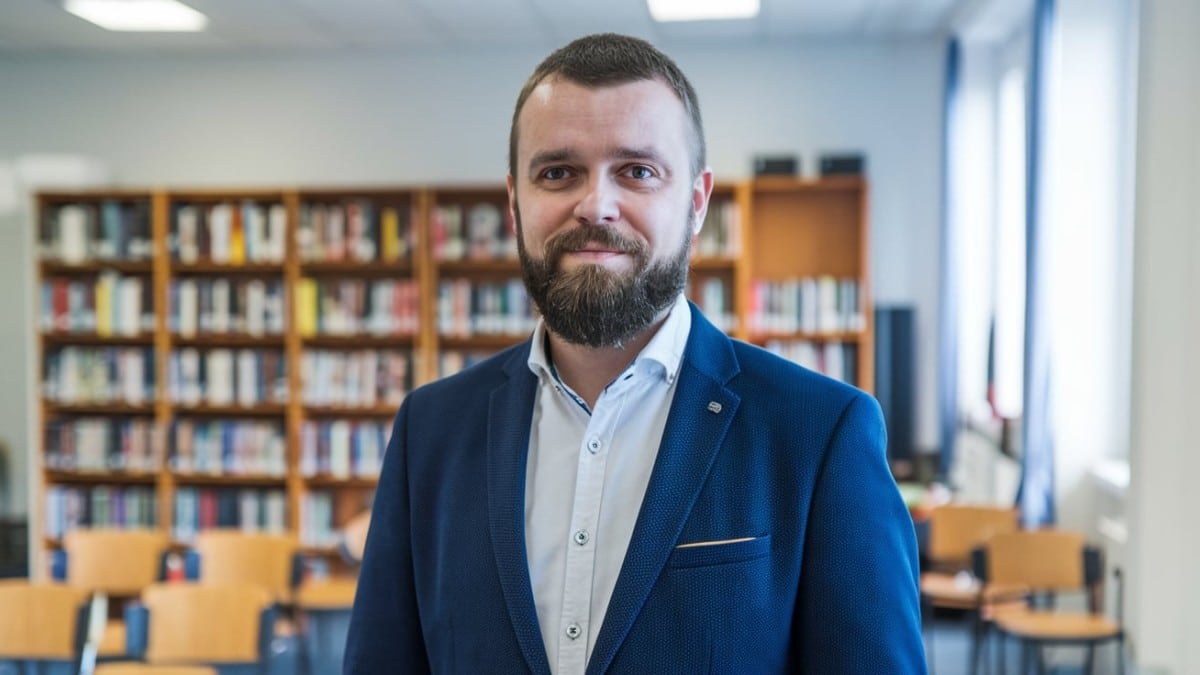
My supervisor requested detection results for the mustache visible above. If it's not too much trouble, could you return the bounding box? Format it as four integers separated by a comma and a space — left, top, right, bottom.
544, 227, 646, 263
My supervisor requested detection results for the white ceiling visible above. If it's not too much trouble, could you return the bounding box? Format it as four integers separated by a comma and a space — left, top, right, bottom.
0, 0, 974, 55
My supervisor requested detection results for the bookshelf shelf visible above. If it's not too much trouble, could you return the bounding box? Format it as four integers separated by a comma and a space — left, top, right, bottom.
299, 261, 414, 277
42, 333, 155, 346
45, 470, 158, 485
300, 335, 415, 349
171, 473, 288, 486
171, 335, 285, 348
31, 179, 871, 575
40, 261, 154, 275
302, 406, 400, 418
44, 403, 156, 416
172, 404, 288, 417
171, 263, 285, 275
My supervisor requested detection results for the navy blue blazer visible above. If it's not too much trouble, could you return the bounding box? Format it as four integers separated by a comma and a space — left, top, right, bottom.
345, 304, 925, 673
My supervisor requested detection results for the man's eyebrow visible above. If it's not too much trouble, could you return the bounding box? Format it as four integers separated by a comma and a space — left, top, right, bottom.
527, 149, 577, 171
611, 146, 668, 165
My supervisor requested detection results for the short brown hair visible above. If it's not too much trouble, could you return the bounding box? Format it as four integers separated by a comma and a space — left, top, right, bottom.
508, 33, 706, 180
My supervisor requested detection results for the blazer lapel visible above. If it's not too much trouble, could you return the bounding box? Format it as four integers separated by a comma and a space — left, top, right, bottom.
587, 308, 742, 674
487, 345, 553, 675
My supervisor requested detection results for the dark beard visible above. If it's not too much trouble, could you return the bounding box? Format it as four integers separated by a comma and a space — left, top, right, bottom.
517, 217, 691, 348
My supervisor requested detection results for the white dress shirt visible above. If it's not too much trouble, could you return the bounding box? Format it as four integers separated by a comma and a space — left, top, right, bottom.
524, 294, 691, 675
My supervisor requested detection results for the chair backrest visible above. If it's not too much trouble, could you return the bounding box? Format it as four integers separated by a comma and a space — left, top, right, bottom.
192, 529, 298, 602
96, 665, 218, 675
981, 529, 1088, 592
927, 504, 1018, 567
139, 582, 272, 664
0, 580, 86, 659
63, 528, 168, 595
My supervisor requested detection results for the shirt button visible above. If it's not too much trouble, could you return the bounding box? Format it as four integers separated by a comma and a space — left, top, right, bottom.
586, 437, 602, 453
565, 623, 582, 640
573, 529, 589, 545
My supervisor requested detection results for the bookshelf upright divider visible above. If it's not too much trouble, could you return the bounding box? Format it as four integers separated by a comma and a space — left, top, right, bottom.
32, 177, 873, 578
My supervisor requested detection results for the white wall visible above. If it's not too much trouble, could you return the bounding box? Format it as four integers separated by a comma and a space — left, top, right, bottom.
1129, 0, 1200, 671
0, 40, 946, 520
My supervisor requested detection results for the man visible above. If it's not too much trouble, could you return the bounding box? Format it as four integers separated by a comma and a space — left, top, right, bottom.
345, 33, 925, 674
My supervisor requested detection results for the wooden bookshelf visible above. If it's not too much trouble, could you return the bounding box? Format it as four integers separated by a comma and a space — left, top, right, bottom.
31, 178, 872, 576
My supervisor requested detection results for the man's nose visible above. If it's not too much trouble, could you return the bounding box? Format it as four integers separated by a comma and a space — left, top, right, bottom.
573, 175, 620, 226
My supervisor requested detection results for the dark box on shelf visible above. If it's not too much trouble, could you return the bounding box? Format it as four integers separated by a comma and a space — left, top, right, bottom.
753, 155, 799, 177
819, 153, 866, 176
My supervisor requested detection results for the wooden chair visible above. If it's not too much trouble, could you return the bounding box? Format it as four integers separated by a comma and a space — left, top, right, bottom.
974, 530, 1125, 674
919, 504, 1024, 674
58, 529, 169, 659
188, 530, 300, 604
124, 582, 274, 674
0, 581, 87, 667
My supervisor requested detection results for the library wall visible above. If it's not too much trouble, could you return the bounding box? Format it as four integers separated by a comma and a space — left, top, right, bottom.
0, 40, 945, 521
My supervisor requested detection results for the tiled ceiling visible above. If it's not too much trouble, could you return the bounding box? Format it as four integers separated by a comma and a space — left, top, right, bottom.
0, 0, 971, 55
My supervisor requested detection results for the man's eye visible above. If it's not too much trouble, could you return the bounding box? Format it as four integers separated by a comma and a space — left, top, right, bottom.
626, 165, 655, 180
541, 167, 570, 180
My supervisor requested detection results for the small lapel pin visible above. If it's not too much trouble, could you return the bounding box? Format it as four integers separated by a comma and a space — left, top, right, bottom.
707, 401, 722, 414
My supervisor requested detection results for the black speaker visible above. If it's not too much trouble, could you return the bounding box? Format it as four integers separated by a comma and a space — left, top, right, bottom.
819, 153, 865, 176
874, 306, 915, 463
752, 155, 799, 177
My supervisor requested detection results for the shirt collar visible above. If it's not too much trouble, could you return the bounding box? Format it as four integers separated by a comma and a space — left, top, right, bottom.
527, 293, 691, 386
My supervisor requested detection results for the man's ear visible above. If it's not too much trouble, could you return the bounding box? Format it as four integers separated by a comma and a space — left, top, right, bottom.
691, 168, 714, 235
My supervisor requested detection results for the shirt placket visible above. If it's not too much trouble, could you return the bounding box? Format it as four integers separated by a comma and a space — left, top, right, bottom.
555, 377, 631, 674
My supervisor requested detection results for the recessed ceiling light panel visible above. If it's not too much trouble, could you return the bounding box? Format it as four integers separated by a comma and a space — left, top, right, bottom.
648, 0, 760, 22
64, 0, 209, 32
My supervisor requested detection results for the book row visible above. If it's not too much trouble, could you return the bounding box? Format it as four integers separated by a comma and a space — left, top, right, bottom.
763, 340, 860, 385
41, 276, 154, 336
294, 278, 420, 337
688, 276, 737, 333
169, 348, 288, 407
43, 347, 155, 406
44, 417, 160, 473
431, 202, 517, 262
437, 350, 494, 379
301, 350, 411, 408
39, 200, 153, 264
299, 420, 391, 479
172, 487, 287, 543
747, 277, 867, 335
172, 201, 287, 264
169, 278, 286, 337
437, 278, 536, 338
299, 492, 342, 549
298, 200, 414, 263
695, 199, 741, 258
45, 485, 157, 540
168, 419, 287, 477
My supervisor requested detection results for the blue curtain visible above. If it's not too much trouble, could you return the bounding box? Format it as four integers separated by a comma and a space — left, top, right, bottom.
1017, 0, 1056, 527
937, 39, 962, 482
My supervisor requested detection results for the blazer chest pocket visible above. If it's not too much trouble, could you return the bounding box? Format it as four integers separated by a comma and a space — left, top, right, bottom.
667, 535, 771, 569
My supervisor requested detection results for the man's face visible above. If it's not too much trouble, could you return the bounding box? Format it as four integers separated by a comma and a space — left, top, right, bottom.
508, 76, 713, 347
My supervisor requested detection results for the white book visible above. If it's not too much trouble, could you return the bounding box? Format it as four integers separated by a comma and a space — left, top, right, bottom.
361, 350, 378, 407
180, 348, 201, 406
266, 491, 286, 532
236, 349, 257, 408
268, 203, 287, 262
209, 203, 232, 264
178, 206, 199, 263
206, 349, 234, 406
330, 420, 351, 478
58, 205, 89, 263
119, 278, 142, 337
178, 279, 198, 337
211, 279, 231, 333
122, 349, 145, 405
245, 280, 265, 337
